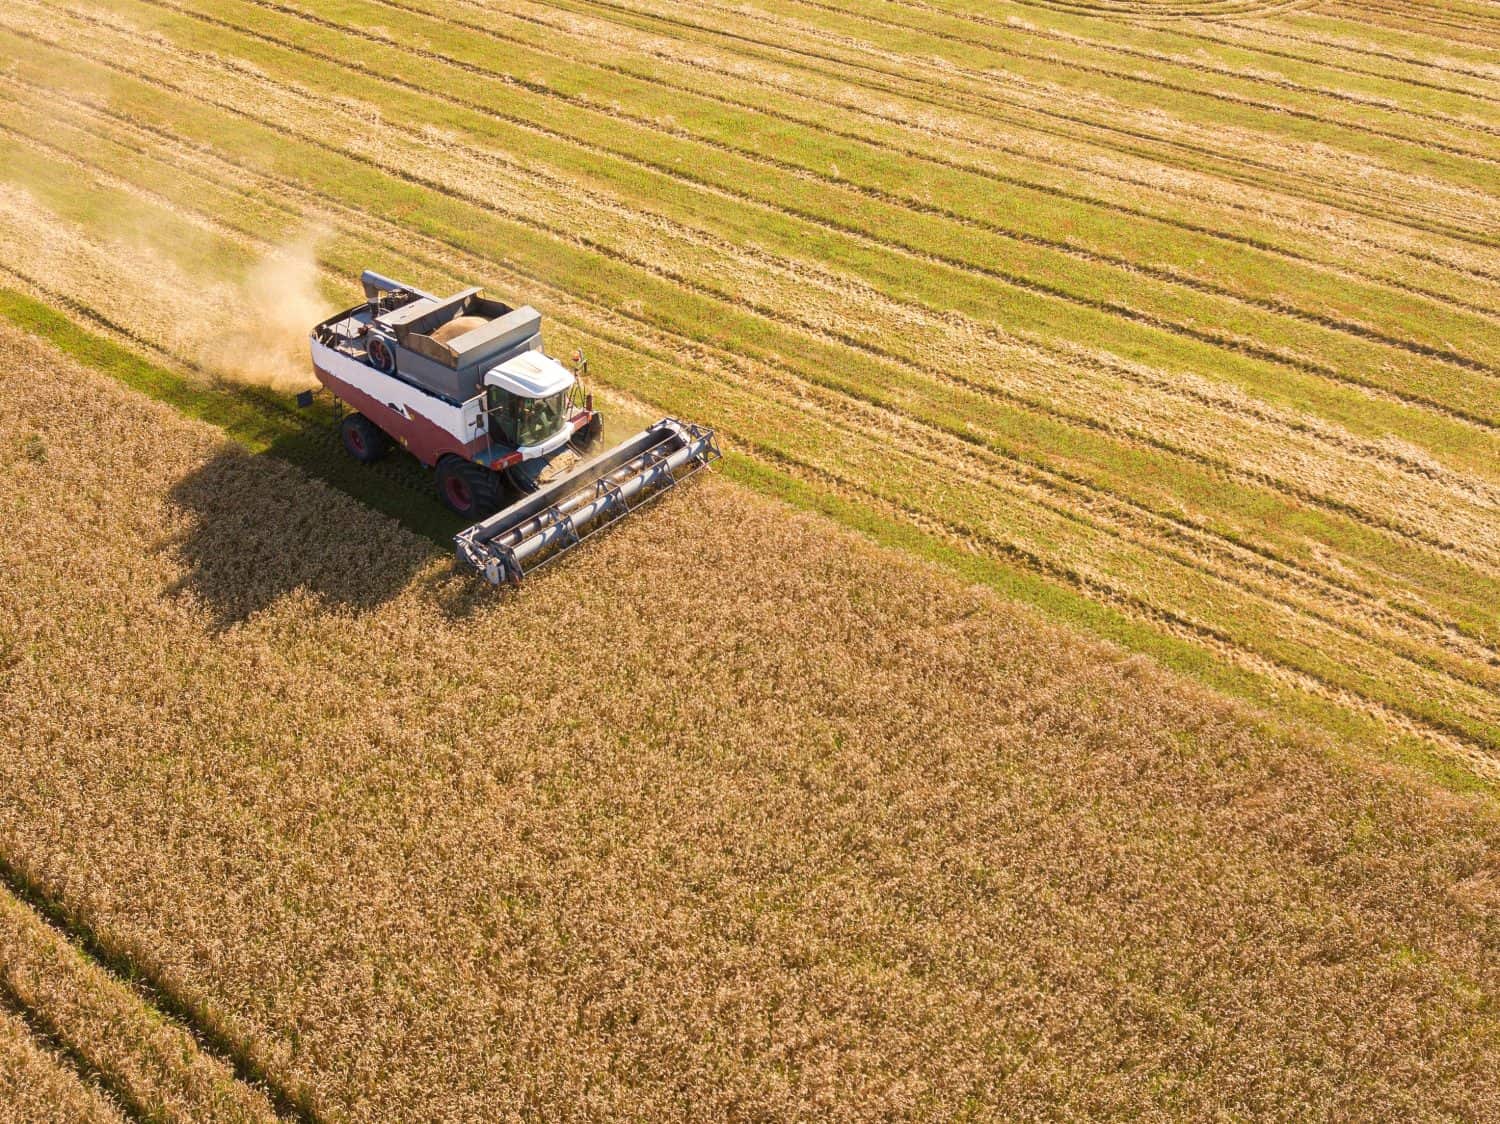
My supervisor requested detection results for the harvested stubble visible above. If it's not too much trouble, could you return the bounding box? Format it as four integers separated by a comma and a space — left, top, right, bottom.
3, 326, 1500, 1120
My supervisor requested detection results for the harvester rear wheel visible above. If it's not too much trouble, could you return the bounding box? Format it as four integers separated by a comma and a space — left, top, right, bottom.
341, 413, 390, 463
435, 456, 504, 518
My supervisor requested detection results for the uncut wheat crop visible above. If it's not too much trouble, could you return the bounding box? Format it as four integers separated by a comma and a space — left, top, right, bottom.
4, 314, 1500, 1119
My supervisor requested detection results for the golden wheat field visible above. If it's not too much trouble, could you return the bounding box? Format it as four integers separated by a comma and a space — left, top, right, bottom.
4, 314, 1500, 1120
1, 0, 1498, 1118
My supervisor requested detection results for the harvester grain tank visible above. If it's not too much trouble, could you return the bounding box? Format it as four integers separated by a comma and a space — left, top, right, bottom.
309, 271, 719, 582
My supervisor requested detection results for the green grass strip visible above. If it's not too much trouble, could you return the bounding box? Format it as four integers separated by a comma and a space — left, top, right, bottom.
0, 287, 463, 542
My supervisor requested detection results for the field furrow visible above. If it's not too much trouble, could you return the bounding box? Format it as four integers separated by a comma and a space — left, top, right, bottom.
0, 877, 288, 1122
569, 0, 1500, 227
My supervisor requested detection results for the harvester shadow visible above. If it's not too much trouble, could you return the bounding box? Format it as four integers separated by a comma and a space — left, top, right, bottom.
164, 447, 434, 629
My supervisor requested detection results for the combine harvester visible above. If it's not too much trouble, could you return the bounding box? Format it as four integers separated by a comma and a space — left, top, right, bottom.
309, 271, 719, 583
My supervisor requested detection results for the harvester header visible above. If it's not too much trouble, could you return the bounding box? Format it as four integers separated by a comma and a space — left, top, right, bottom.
308, 270, 719, 583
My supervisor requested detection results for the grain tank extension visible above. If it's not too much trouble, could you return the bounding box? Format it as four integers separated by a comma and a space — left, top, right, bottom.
309, 270, 719, 583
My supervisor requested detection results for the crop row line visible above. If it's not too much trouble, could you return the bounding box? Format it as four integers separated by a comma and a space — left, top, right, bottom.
907, 0, 1500, 103
297, 0, 1499, 372
88, 1, 1500, 424
1014, 0, 1317, 19
784, 0, 1500, 144
748, 443, 1500, 777
432, 0, 1500, 315
1219, 14, 1500, 83
502, 0, 1500, 288
19, 21, 1500, 620
568, 0, 1499, 243
611, 0, 1500, 242
11, 50, 1497, 610
31, 24, 1500, 579
35, 82, 1497, 656
1326, 0, 1500, 40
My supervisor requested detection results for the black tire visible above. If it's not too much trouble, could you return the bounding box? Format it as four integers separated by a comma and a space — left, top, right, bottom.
340, 413, 390, 463
570, 413, 605, 455
435, 456, 505, 518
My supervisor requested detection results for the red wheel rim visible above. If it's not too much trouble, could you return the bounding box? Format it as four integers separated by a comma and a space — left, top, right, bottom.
347, 426, 365, 454
444, 473, 472, 510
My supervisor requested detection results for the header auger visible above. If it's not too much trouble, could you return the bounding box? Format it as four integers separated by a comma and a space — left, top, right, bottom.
308, 270, 719, 583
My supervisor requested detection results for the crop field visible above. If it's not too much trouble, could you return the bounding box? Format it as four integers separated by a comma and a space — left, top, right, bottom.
0, 0, 1497, 1118
3, 318, 1499, 1119
0, 0, 1497, 782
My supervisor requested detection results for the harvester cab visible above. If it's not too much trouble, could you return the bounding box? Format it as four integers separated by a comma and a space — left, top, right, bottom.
309, 270, 719, 584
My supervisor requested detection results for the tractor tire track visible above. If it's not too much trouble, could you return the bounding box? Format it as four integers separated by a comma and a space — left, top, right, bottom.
60, 1, 1500, 426
0, 981, 139, 1122
0, 851, 311, 1122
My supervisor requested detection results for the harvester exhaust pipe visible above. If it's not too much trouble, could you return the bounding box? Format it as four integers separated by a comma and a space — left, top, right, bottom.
454, 418, 720, 584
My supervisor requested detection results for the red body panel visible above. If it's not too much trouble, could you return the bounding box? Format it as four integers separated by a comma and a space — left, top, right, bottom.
314, 362, 486, 468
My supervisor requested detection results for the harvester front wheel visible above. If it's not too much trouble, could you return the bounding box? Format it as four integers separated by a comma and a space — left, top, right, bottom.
435, 456, 504, 518
341, 413, 390, 463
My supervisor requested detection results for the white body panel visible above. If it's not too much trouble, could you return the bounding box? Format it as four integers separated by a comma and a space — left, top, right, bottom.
485, 351, 576, 399
516, 425, 577, 460
312, 338, 485, 445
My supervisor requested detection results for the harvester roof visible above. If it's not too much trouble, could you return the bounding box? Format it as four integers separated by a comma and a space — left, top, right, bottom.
485, 350, 575, 399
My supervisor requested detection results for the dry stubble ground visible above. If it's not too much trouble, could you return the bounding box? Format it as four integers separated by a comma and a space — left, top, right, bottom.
2, 322, 1499, 1120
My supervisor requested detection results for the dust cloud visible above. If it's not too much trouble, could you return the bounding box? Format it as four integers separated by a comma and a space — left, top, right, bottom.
209, 230, 330, 393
